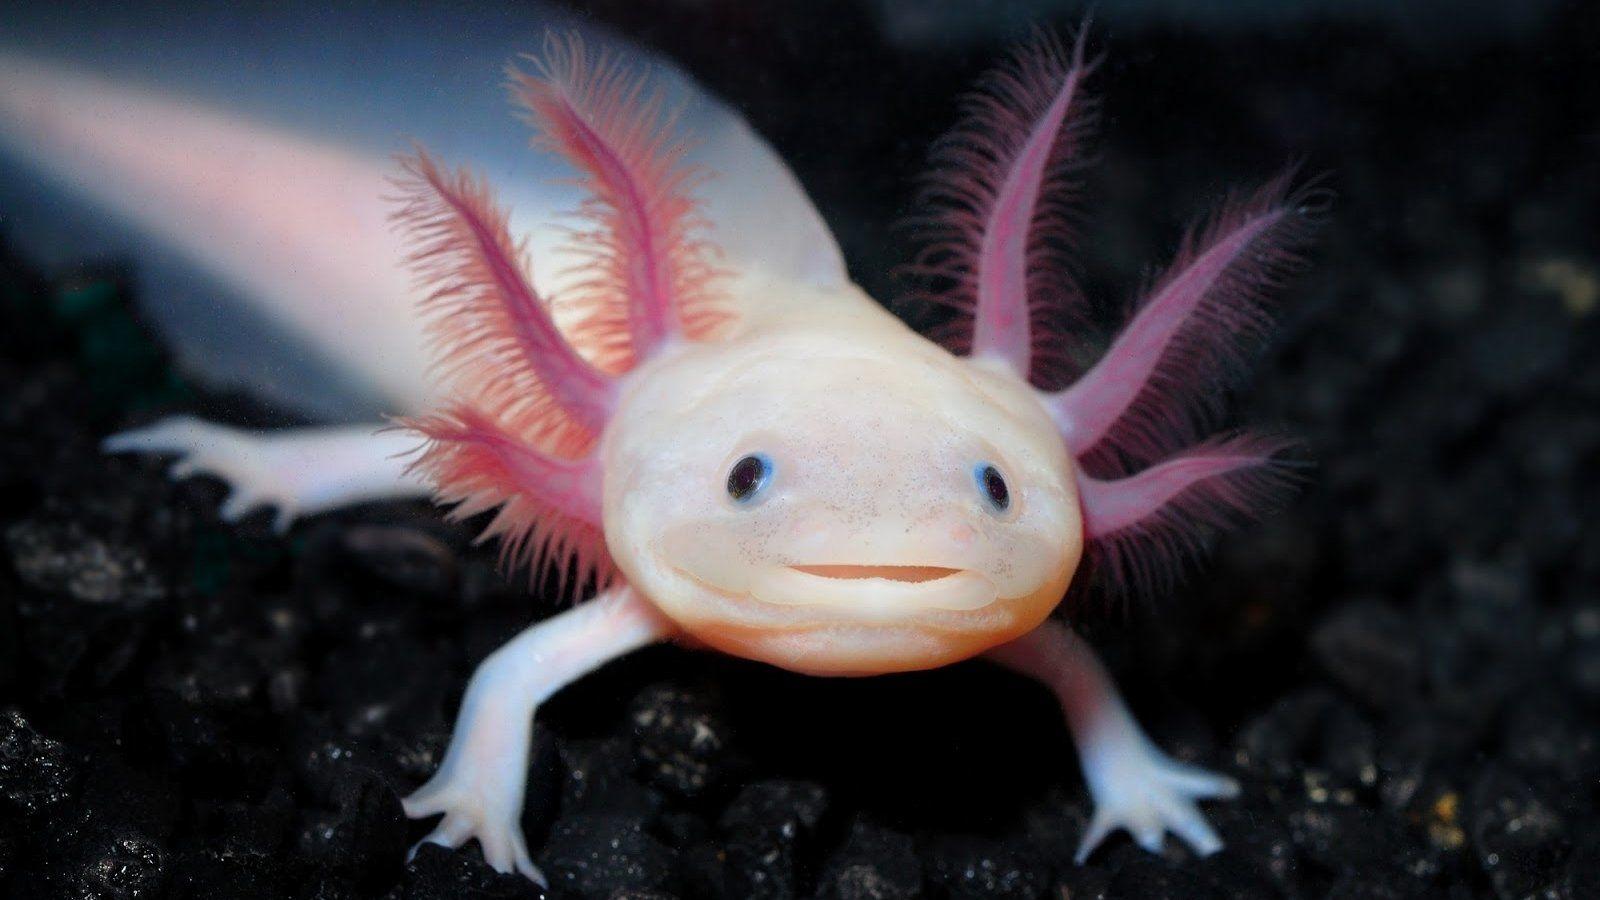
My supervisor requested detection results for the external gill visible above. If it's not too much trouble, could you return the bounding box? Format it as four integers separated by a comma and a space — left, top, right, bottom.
395, 32, 726, 592
911, 25, 1320, 602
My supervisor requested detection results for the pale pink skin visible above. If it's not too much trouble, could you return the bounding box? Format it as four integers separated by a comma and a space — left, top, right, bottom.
65, 27, 1324, 884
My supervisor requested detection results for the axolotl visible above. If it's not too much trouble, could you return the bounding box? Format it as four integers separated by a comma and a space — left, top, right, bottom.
11, 20, 1318, 883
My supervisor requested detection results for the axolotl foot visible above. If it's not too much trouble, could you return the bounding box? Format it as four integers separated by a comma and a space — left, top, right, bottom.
105, 416, 303, 531
401, 588, 672, 883
987, 621, 1239, 863
103, 416, 428, 531
1075, 733, 1239, 862
403, 773, 543, 883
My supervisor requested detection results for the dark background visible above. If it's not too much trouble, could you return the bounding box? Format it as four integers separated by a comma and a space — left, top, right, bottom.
2, 1, 1598, 897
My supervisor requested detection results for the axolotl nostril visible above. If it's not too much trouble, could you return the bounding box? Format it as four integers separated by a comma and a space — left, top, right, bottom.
62, 26, 1324, 883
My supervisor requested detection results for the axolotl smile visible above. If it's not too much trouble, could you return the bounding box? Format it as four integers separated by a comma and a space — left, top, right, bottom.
603, 286, 1082, 675
78, 23, 1311, 878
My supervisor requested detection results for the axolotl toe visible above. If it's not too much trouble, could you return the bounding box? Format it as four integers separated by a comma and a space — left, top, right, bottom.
98, 28, 1323, 883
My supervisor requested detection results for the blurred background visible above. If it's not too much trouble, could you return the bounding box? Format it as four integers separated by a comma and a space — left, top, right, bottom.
0, 1, 1596, 898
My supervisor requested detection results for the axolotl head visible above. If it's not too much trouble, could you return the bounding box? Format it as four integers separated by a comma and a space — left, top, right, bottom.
403, 32, 1307, 682
603, 300, 1082, 676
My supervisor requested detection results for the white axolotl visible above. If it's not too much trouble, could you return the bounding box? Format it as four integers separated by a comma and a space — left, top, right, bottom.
2, 14, 1318, 884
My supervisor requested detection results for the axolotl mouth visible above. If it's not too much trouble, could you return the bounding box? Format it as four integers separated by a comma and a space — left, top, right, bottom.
742, 564, 997, 618
669, 557, 1006, 621
655, 556, 1054, 675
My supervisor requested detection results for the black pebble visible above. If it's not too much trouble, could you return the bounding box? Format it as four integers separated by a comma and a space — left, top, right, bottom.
627, 680, 735, 799
816, 818, 923, 900
1310, 601, 1423, 712
539, 813, 675, 899
1468, 768, 1570, 899
922, 834, 1049, 900
0, 708, 79, 816
394, 842, 539, 900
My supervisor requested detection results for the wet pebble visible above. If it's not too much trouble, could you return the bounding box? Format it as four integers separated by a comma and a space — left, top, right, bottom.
922, 834, 1049, 900
816, 818, 922, 900
1555, 835, 1600, 900
0, 708, 78, 816
1310, 601, 1422, 711
1464, 300, 1573, 398
1500, 691, 1597, 788
539, 813, 675, 900
6, 512, 166, 697
560, 737, 665, 817
693, 779, 829, 899
1231, 688, 1336, 783
21, 759, 179, 899
1107, 858, 1221, 900
335, 523, 461, 600
5, 515, 164, 606
1468, 768, 1569, 899
293, 769, 409, 890
393, 842, 536, 900
628, 680, 734, 799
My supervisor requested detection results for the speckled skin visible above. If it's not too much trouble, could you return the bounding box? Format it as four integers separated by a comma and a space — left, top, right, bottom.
58, 20, 1258, 885
605, 270, 1081, 675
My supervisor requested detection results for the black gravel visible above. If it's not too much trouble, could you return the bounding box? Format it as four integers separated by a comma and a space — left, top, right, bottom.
4, 3, 1600, 898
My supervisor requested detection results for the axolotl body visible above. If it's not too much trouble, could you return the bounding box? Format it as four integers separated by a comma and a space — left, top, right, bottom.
14, 21, 1318, 883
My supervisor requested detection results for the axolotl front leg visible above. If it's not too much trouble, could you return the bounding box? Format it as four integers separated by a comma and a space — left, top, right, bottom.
989, 622, 1239, 861
104, 416, 431, 531
403, 586, 674, 883
408, 602, 1238, 882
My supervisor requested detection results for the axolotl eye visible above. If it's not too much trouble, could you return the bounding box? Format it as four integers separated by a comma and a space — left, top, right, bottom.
727, 453, 774, 504
974, 462, 1010, 512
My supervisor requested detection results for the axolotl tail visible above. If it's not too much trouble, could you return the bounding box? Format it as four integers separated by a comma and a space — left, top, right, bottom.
0, 0, 847, 422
